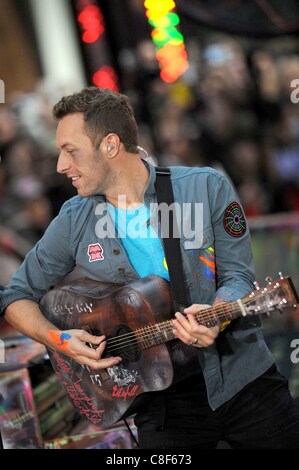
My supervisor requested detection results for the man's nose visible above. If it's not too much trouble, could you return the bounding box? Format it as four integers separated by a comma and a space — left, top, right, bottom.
57, 152, 71, 174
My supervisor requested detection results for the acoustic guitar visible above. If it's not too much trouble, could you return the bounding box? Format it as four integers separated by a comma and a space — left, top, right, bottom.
40, 274, 298, 426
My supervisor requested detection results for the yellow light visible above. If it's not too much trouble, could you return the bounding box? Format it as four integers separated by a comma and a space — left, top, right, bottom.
144, 0, 175, 14
149, 16, 170, 28
151, 28, 169, 46
144, 0, 189, 83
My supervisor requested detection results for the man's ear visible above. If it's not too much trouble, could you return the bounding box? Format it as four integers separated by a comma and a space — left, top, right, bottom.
105, 134, 120, 158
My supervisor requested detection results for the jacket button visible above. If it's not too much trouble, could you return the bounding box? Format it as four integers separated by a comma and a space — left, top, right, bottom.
113, 248, 120, 255
118, 267, 124, 273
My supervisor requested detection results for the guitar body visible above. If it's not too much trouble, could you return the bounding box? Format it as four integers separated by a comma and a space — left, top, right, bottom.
40, 275, 201, 426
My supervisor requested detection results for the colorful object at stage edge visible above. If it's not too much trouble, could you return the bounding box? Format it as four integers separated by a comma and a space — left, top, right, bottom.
144, 0, 189, 83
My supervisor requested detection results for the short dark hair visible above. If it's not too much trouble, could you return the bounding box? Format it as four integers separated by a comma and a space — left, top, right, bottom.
53, 86, 139, 153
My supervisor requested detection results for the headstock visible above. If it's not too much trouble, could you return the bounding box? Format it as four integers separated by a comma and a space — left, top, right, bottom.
242, 274, 299, 318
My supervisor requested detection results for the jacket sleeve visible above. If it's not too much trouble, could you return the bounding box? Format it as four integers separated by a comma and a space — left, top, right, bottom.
209, 172, 261, 337
0, 201, 76, 317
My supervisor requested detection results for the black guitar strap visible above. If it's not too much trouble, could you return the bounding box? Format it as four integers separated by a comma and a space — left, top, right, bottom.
154, 167, 189, 312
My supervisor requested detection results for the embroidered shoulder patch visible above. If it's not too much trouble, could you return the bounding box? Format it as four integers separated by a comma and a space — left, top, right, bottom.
223, 202, 246, 237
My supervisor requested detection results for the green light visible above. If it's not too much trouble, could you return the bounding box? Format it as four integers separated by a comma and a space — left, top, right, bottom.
167, 28, 183, 42
167, 12, 180, 27
149, 12, 179, 28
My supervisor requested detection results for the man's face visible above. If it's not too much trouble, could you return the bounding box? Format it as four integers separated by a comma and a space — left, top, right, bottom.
56, 113, 113, 197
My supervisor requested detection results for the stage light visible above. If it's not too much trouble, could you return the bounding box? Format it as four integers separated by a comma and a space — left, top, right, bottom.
144, 0, 176, 18
92, 66, 119, 92
77, 4, 105, 44
74, 0, 119, 92
144, 0, 189, 83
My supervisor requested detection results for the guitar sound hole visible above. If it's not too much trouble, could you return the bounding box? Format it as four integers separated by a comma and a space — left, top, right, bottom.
110, 324, 141, 363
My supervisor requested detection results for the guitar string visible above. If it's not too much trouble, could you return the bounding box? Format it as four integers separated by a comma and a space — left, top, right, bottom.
105, 309, 237, 354
104, 286, 287, 352
105, 285, 284, 346
102, 285, 288, 353
105, 322, 175, 353
106, 308, 288, 355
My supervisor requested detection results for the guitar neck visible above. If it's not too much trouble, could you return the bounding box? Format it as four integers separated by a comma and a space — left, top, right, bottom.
105, 276, 298, 354
136, 301, 240, 349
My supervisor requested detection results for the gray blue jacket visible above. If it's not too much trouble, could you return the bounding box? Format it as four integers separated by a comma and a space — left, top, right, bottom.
0, 162, 274, 409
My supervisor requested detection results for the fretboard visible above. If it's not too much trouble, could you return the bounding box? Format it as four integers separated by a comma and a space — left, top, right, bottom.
135, 301, 241, 349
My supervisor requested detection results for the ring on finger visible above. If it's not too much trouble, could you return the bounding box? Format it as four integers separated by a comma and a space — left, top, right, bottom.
189, 337, 199, 346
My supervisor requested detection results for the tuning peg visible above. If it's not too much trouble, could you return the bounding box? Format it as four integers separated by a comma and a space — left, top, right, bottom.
253, 281, 260, 290
265, 276, 273, 284
278, 272, 283, 279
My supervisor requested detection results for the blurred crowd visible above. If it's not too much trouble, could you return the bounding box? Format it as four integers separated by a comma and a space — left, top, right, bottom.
125, 34, 299, 217
1, 33, 299, 279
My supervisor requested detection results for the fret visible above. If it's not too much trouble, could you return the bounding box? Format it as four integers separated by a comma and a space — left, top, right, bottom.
139, 328, 151, 349
193, 301, 241, 328
139, 320, 175, 350
147, 324, 157, 347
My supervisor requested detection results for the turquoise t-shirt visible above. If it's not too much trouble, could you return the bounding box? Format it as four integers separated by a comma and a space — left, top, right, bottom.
107, 203, 169, 281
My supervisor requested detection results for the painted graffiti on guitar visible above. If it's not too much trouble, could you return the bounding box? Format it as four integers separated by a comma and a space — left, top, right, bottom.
51, 351, 105, 424
107, 365, 140, 402
40, 274, 298, 426
88, 364, 140, 401
52, 302, 93, 316
107, 365, 139, 387
111, 385, 139, 401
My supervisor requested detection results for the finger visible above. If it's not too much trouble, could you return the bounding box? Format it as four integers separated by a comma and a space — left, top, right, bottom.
78, 330, 106, 345
172, 319, 193, 344
185, 312, 200, 328
74, 339, 107, 361
196, 324, 219, 338
184, 304, 211, 314
93, 340, 121, 360
79, 355, 122, 370
181, 315, 214, 342
176, 312, 208, 335
81, 339, 123, 362
74, 338, 122, 363
172, 326, 192, 345
94, 340, 107, 358
98, 356, 122, 369
191, 323, 219, 338
174, 312, 204, 339
174, 312, 192, 331
210, 325, 220, 337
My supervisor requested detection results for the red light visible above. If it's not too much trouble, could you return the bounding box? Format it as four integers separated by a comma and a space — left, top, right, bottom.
77, 5, 105, 44
92, 66, 119, 91
82, 28, 103, 43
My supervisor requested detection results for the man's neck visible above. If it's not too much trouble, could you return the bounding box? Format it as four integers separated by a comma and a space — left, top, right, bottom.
105, 156, 149, 209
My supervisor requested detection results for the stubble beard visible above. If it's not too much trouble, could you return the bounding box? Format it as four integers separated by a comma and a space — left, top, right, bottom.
87, 148, 116, 197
